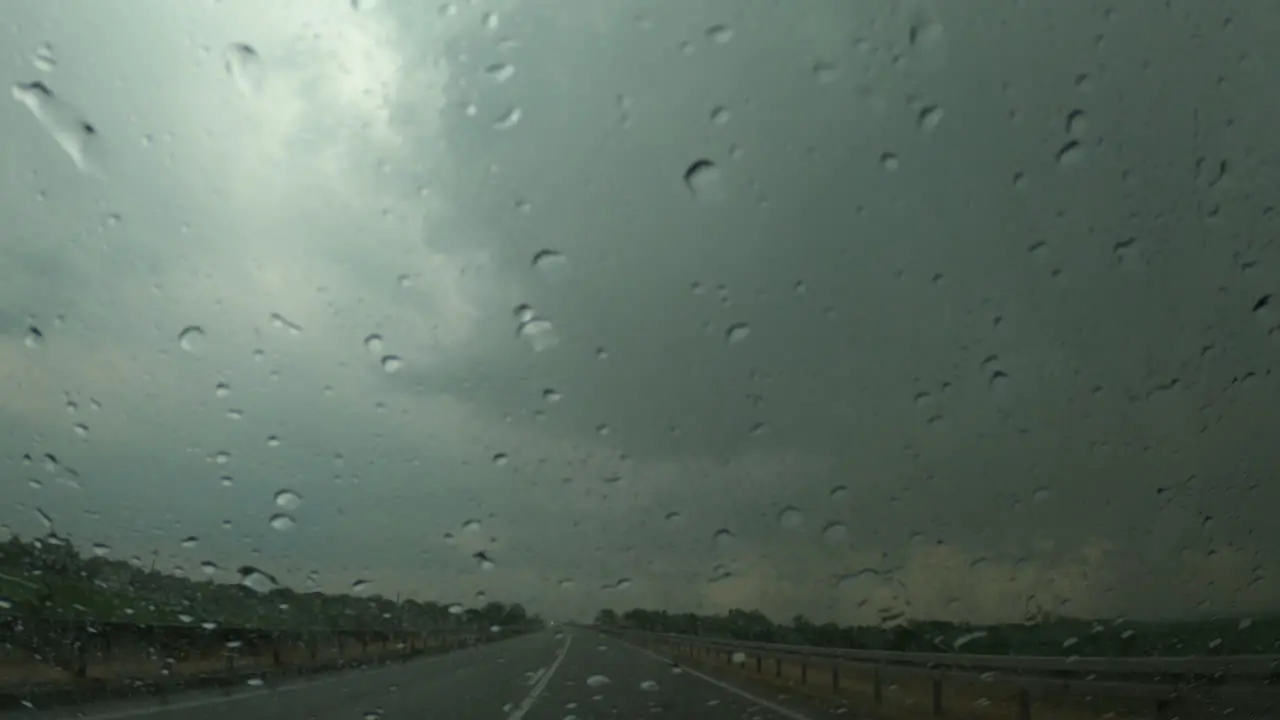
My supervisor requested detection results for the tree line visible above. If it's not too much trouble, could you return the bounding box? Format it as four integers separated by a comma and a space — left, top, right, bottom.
594, 606, 1280, 657
0, 532, 540, 633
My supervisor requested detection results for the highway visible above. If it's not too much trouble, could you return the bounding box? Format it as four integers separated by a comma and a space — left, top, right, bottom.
3, 629, 838, 720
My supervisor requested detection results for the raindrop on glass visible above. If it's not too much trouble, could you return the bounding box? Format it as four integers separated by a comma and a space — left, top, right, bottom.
10, 81, 104, 175
274, 490, 302, 510
725, 323, 751, 345
32, 43, 56, 72
705, 24, 733, 43
918, 105, 944, 133
214, 382, 231, 398
777, 506, 805, 529
269, 514, 295, 531
684, 159, 726, 202
484, 62, 514, 82
1056, 141, 1084, 167
381, 355, 404, 374
238, 566, 278, 593
24, 326, 44, 348
364, 334, 384, 354
822, 522, 848, 542
532, 249, 569, 280
178, 325, 205, 353
224, 43, 263, 96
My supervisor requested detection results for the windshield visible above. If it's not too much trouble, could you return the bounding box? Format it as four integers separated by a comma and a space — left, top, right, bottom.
3, 2, 1278, 719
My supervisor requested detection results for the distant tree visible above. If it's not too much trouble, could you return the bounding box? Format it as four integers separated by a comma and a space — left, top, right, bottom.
595, 608, 619, 627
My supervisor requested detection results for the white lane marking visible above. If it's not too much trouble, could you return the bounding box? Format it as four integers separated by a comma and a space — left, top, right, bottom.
506, 635, 572, 720
622, 641, 815, 720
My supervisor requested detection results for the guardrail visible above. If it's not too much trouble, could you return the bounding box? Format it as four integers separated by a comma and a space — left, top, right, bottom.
606, 629, 1280, 719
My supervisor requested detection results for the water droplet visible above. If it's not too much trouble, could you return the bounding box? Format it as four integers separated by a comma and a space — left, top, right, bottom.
474, 551, 496, 571
32, 43, 56, 72
837, 568, 880, 593
180, 536, 199, 549
1056, 140, 1084, 166
266, 435, 281, 448
200, 561, 218, 575
1032, 487, 1051, 502
777, 506, 805, 529
72, 423, 89, 439
246, 678, 264, 687
639, 679, 660, 691
822, 522, 848, 542
352, 579, 373, 594
91, 543, 111, 557
178, 326, 205, 353
226, 409, 244, 421
274, 490, 302, 510
212, 450, 231, 465
710, 106, 731, 125
224, 43, 263, 96
731, 651, 747, 664
381, 355, 404, 373
918, 105, 944, 132
269, 312, 303, 335
595, 424, 610, 436
880, 152, 900, 171
447, 603, 464, 615
214, 382, 231, 398
493, 106, 522, 130
24, 326, 44, 348
812, 60, 839, 83
532, 249, 569, 280
364, 334, 384, 354
269, 514, 295, 531
10, 81, 104, 175
492, 452, 509, 466
725, 323, 751, 344
713, 528, 736, 548
705, 24, 733, 43
542, 388, 563, 403
684, 159, 726, 202
1065, 109, 1088, 136
586, 675, 611, 688
484, 62, 514, 82
989, 370, 1010, 393
909, 18, 944, 49
239, 567, 278, 593
516, 309, 558, 351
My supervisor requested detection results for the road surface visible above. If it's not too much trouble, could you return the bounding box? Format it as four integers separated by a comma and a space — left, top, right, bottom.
3, 629, 839, 720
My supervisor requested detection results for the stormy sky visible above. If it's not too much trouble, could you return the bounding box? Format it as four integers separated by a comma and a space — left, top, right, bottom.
2, 0, 1279, 626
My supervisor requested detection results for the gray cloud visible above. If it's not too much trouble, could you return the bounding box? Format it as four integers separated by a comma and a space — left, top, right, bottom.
2, 0, 1279, 626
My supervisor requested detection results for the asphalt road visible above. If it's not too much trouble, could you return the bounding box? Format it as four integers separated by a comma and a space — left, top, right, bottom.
3, 629, 839, 720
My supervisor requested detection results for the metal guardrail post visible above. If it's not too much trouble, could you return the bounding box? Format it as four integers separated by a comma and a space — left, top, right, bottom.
756, 654, 762, 674
832, 661, 840, 692
873, 665, 883, 705
1018, 687, 1032, 720
801, 657, 808, 685
775, 656, 782, 678
931, 674, 943, 716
